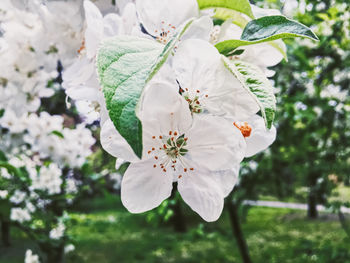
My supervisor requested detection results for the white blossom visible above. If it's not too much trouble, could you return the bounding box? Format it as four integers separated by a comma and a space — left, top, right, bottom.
172, 39, 259, 119
25, 249, 40, 263
0, 168, 12, 179
0, 190, 8, 199
64, 244, 75, 254
49, 222, 66, 240
10, 190, 27, 204
10, 207, 31, 223
102, 75, 246, 221
30, 163, 62, 195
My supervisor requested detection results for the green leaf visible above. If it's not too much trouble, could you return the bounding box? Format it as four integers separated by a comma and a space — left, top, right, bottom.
222, 57, 276, 129
197, 0, 254, 19
213, 9, 287, 61
50, 130, 64, 138
97, 20, 194, 158
216, 15, 318, 55
97, 37, 162, 158
241, 15, 319, 42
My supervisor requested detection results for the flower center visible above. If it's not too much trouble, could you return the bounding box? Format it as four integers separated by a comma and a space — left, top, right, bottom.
180, 88, 209, 114
165, 133, 188, 158
154, 21, 176, 44
147, 129, 194, 178
234, 122, 252, 138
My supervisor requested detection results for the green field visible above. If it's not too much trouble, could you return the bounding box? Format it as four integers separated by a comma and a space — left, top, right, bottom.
1, 195, 349, 263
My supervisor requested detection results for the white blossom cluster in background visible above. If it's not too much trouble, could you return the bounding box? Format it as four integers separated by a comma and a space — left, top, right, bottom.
0, 0, 96, 163
24, 250, 40, 263
0, 1, 96, 184
285, 1, 350, 116
0, 1, 106, 261
0, 0, 96, 229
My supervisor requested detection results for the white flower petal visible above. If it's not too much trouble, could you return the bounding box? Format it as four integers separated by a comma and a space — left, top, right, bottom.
138, 73, 192, 138
99, 95, 109, 125
103, 13, 123, 37
244, 42, 284, 68
173, 39, 259, 118
136, 0, 198, 36
185, 115, 246, 171
121, 159, 173, 213
115, 158, 126, 170
245, 115, 277, 157
181, 16, 213, 42
178, 167, 224, 222
217, 21, 242, 42
121, 3, 139, 35
173, 39, 222, 95
64, 85, 98, 102
218, 67, 260, 120
84, 0, 104, 59
100, 119, 139, 162
62, 59, 100, 101
213, 165, 240, 197
62, 58, 94, 86
251, 5, 282, 18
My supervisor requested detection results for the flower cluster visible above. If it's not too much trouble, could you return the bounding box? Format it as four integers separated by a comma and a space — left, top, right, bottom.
0, 0, 98, 261
62, 0, 299, 222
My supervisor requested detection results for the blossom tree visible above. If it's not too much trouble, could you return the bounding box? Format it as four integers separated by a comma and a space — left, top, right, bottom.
0, 0, 96, 261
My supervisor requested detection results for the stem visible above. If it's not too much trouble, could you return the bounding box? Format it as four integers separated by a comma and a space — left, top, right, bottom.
226, 194, 252, 263
307, 191, 318, 219
307, 177, 318, 219
170, 184, 187, 233
172, 199, 187, 232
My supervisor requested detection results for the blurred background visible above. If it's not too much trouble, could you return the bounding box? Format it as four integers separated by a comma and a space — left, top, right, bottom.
0, 0, 349, 262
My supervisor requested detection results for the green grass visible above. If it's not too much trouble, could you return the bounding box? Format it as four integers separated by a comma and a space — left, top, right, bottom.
1, 195, 349, 263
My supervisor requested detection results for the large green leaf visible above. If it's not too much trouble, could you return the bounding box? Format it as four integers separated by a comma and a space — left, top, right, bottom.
97, 20, 193, 158
197, 0, 254, 19
222, 57, 276, 129
216, 15, 318, 55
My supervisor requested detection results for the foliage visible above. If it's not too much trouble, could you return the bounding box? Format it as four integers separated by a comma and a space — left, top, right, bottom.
242, 0, 350, 216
